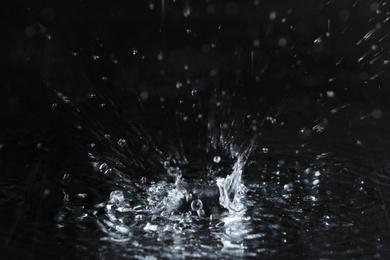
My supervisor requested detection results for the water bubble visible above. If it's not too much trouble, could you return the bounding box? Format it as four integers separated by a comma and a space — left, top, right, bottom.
213, 156, 221, 163
191, 199, 203, 211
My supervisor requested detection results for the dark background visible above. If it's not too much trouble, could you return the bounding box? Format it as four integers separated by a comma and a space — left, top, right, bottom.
1, 0, 390, 258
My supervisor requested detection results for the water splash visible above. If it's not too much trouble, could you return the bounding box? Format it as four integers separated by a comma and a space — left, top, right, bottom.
148, 153, 249, 218
216, 156, 247, 213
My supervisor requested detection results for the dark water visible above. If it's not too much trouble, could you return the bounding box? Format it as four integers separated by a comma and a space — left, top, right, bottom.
2, 1, 390, 259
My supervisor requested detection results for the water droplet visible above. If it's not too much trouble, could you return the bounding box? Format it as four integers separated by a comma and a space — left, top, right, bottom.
176, 82, 183, 89
104, 168, 113, 175
149, 0, 154, 10
269, 11, 277, 20
197, 208, 205, 217
118, 138, 127, 146
144, 222, 158, 232
326, 90, 335, 98
225, 2, 238, 16
283, 183, 294, 192
371, 109, 383, 119
278, 37, 287, 47
191, 199, 203, 211
206, 5, 215, 14
213, 156, 221, 163
77, 193, 88, 198
24, 25, 36, 38
262, 148, 269, 153
140, 91, 149, 101
109, 190, 124, 204
91, 55, 100, 60
303, 195, 318, 202
99, 163, 108, 173
314, 36, 322, 44
157, 51, 164, 61
132, 48, 138, 55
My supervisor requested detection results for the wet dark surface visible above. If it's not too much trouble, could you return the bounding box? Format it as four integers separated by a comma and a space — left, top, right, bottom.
2, 1, 390, 259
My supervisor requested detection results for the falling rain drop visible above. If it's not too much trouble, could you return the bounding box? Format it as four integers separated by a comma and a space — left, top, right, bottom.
213, 156, 221, 163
